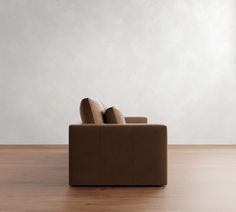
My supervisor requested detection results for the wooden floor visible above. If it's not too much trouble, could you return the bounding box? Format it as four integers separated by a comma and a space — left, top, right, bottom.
1, 145, 236, 212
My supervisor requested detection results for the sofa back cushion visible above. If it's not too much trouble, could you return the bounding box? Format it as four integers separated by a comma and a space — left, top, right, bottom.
80, 98, 105, 124
104, 107, 125, 124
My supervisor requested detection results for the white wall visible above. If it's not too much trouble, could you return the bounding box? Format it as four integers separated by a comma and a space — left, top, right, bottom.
0, 0, 236, 144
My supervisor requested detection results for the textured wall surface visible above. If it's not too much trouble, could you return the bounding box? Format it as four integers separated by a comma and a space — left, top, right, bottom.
0, 0, 236, 144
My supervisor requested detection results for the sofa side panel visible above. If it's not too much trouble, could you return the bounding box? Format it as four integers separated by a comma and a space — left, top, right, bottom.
69, 125, 101, 186
100, 126, 133, 185
133, 125, 167, 185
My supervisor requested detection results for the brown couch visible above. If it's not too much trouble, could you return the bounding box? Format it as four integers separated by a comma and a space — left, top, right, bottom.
69, 98, 167, 186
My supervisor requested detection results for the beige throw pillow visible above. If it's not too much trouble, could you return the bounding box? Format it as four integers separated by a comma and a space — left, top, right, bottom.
80, 98, 105, 124
104, 107, 125, 124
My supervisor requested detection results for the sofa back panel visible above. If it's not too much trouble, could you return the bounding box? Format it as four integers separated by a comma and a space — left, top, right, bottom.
80, 98, 104, 124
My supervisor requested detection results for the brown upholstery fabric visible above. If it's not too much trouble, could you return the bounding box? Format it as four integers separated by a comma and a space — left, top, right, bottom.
80, 98, 104, 124
125, 117, 148, 124
69, 124, 167, 186
104, 107, 125, 124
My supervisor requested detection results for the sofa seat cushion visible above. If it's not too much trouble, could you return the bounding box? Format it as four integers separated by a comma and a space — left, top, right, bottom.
104, 107, 126, 124
80, 98, 105, 124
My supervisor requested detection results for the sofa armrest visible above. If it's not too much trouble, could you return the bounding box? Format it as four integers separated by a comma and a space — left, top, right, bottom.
69, 124, 167, 186
125, 117, 148, 123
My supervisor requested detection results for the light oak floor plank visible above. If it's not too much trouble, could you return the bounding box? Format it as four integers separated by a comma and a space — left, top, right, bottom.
1, 145, 236, 212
